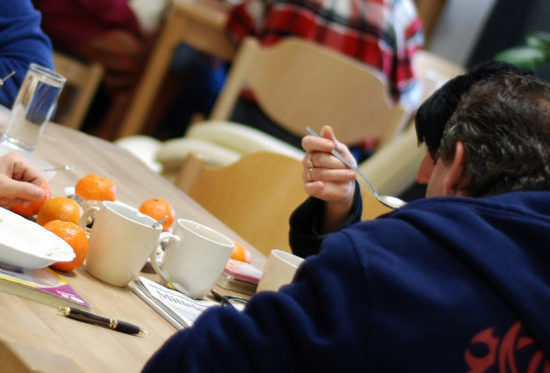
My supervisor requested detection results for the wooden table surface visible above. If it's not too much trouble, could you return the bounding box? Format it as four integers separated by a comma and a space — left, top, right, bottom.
118, 0, 236, 139
0, 123, 264, 372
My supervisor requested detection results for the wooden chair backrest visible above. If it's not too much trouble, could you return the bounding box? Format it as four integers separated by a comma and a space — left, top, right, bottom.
210, 37, 409, 148
52, 51, 103, 129
176, 151, 307, 256
360, 192, 393, 221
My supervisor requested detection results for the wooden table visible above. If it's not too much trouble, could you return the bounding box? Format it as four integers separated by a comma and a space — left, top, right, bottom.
0, 123, 263, 372
118, 0, 236, 139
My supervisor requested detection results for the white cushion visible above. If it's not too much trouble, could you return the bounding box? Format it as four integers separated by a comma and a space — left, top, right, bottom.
186, 120, 305, 160
115, 135, 163, 173
155, 138, 241, 169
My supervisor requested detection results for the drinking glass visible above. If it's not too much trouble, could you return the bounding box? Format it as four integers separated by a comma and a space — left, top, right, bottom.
2, 64, 66, 152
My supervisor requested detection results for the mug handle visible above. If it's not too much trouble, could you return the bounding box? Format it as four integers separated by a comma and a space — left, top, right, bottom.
79, 205, 100, 229
149, 232, 180, 283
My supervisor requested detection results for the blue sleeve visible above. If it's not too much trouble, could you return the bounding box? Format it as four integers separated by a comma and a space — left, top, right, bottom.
143, 233, 371, 372
0, 0, 53, 108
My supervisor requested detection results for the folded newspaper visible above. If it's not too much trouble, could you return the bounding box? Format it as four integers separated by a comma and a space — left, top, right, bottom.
130, 276, 218, 330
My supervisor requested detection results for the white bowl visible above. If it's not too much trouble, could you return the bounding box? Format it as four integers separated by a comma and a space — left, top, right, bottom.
0, 207, 75, 269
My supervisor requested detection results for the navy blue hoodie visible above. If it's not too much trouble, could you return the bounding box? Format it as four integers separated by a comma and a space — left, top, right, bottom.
144, 191, 550, 372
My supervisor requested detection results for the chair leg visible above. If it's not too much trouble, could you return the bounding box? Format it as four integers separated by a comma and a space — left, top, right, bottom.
175, 152, 208, 194
93, 91, 133, 141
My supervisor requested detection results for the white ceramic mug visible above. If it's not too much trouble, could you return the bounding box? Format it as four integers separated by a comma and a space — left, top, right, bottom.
82, 201, 178, 287
150, 219, 234, 299
256, 250, 304, 292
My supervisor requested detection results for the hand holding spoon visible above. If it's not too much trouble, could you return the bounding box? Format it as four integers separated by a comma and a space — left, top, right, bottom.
306, 127, 406, 209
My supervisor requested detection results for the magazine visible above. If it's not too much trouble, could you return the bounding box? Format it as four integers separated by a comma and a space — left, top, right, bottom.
130, 276, 219, 330
0, 266, 91, 310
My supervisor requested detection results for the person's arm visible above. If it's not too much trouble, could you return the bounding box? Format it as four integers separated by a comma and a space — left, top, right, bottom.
385, 1, 424, 105
289, 182, 362, 258
287, 125, 361, 257
0, 152, 47, 207
143, 232, 371, 372
225, 0, 269, 45
0, 0, 53, 108
74, 0, 143, 36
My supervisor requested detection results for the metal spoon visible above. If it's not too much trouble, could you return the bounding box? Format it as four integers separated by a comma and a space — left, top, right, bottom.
0, 71, 15, 87
306, 127, 407, 209
152, 215, 168, 229
42, 164, 74, 172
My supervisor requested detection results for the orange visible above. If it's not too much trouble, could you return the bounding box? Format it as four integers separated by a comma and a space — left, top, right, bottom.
44, 220, 89, 272
36, 197, 82, 226
75, 173, 116, 201
139, 198, 175, 231
230, 242, 251, 263
9, 179, 51, 217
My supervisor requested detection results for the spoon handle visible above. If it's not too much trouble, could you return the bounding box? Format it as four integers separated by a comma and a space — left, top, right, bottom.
42, 165, 73, 172
305, 126, 379, 197
0, 71, 15, 86
153, 215, 168, 229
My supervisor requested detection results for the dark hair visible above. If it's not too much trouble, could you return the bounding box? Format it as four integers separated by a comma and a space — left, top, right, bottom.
415, 61, 533, 156
439, 73, 550, 197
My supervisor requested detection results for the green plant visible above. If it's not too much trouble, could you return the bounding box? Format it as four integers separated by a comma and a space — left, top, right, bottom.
494, 31, 550, 69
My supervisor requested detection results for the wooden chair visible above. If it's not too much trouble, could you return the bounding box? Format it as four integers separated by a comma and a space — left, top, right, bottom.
209, 37, 409, 148
176, 151, 391, 256
176, 151, 306, 256
151, 36, 410, 192
52, 51, 103, 130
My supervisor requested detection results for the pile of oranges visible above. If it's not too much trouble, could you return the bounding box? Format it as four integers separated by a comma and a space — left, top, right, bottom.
8, 173, 185, 271
8, 173, 121, 272
10, 172, 251, 272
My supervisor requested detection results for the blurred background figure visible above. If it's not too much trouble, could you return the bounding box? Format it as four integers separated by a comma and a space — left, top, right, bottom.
225, 0, 424, 159
157, 0, 424, 158
228, 0, 424, 107
153, 44, 228, 140
32, 0, 154, 140
0, 0, 53, 109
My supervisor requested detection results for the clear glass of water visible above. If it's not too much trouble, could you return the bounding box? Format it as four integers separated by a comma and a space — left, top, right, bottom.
1, 64, 66, 152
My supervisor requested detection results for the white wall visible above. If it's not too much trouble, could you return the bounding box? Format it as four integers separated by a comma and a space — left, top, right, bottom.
427, 0, 497, 66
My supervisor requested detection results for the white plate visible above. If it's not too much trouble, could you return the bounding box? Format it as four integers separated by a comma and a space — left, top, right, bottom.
0, 208, 75, 269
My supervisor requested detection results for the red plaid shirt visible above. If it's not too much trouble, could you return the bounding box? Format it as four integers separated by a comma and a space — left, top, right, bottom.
226, 0, 424, 106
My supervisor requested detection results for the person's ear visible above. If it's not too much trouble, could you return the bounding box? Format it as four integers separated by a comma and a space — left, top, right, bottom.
416, 152, 434, 185
444, 141, 468, 195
